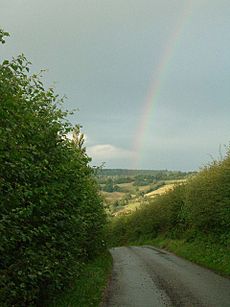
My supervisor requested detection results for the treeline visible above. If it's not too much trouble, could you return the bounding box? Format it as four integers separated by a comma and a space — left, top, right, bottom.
109, 151, 230, 261
99, 171, 192, 191
101, 177, 165, 194
97, 168, 193, 179
0, 32, 106, 306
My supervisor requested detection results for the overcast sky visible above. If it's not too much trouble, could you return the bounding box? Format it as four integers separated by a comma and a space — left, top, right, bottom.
1, 0, 230, 170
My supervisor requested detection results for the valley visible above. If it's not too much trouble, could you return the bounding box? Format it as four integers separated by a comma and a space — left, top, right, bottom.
97, 169, 191, 216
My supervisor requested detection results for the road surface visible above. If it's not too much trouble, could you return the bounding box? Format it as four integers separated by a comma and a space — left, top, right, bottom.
103, 246, 230, 307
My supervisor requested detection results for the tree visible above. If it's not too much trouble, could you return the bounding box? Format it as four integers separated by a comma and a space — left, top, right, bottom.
103, 178, 114, 192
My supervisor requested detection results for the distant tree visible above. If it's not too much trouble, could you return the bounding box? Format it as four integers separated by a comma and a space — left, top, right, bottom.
103, 178, 114, 192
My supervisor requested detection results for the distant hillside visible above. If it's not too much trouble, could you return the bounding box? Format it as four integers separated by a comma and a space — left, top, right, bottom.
97, 168, 195, 180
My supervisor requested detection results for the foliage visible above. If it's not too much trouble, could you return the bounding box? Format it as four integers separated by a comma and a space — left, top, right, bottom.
102, 178, 122, 192
109, 151, 230, 250
133, 175, 154, 186
0, 30, 106, 306
0, 29, 9, 44
145, 181, 165, 193
102, 178, 115, 192
113, 176, 133, 184
49, 251, 112, 307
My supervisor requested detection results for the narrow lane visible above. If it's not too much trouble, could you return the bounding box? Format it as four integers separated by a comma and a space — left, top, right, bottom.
103, 246, 230, 307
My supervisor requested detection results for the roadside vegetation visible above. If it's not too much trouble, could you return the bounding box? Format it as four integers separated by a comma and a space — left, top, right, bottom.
0, 30, 107, 306
49, 251, 112, 307
108, 150, 230, 275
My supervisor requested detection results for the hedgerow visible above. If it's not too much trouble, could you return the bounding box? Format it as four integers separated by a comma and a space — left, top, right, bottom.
0, 30, 106, 306
109, 150, 230, 247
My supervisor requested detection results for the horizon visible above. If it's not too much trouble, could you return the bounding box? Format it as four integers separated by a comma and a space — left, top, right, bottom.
94, 167, 197, 172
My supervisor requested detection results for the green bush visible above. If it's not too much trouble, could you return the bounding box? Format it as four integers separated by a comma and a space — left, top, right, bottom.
183, 157, 230, 242
0, 31, 106, 306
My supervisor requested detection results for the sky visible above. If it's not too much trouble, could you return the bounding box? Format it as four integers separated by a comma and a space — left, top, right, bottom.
1, 0, 230, 170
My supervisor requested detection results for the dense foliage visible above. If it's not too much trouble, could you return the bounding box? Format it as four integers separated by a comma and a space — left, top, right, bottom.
109, 151, 230, 249
51, 251, 112, 307
0, 32, 106, 306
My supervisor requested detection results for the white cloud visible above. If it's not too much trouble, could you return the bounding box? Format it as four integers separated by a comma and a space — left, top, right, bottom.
87, 144, 133, 160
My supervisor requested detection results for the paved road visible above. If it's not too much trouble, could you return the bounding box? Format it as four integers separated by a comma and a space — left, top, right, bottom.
103, 246, 230, 307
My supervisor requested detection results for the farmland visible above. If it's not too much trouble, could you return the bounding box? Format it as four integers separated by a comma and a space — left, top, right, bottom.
98, 169, 192, 216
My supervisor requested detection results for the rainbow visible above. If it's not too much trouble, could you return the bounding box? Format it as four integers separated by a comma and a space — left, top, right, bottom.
132, 1, 193, 169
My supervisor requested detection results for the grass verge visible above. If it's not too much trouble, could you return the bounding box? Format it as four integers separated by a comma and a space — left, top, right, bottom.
130, 236, 230, 277
49, 251, 112, 307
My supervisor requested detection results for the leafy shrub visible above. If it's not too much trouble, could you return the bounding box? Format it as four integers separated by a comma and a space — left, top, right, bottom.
183, 155, 230, 242
0, 31, 106, 306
